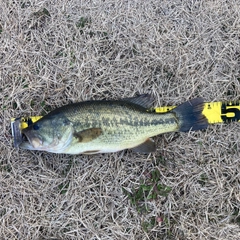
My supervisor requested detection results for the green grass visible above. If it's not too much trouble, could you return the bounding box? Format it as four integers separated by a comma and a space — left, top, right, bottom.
58, 181, 70, 195
123, 169, 172, 214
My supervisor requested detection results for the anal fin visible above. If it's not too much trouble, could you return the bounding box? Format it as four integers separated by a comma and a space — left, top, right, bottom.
132, 138, 156, 153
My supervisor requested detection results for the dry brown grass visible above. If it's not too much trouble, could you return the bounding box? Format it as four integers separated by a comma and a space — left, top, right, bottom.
1, 0, 240, 239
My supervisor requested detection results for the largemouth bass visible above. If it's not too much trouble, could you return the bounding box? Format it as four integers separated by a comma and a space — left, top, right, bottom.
19, 94, 208, 154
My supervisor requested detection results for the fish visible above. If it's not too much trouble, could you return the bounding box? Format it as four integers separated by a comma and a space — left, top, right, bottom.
19, 94, 208, 154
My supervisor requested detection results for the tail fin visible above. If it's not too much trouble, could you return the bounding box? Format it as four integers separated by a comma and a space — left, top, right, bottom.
172, 98, 208, 132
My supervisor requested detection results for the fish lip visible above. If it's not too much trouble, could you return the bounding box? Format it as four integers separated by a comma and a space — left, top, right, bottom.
19, 141, 35, 150
20, 129, 43, 149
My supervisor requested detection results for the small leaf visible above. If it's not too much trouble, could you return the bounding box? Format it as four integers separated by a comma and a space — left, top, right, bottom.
76, 17, 91, 29
34, 8, 51, 18
151, 169, 161, 182
58, 182, 70, 195
157, 184, 172, 196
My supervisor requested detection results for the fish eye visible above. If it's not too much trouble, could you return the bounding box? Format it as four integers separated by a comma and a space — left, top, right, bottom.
33, 124, 40, 130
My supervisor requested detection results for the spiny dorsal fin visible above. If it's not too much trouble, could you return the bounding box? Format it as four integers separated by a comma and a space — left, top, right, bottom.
123, 94, 154, 109
74, 128, 102, 142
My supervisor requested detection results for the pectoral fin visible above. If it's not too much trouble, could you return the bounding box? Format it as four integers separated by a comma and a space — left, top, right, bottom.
132, 138, 156, 153
74, 128, 102, 143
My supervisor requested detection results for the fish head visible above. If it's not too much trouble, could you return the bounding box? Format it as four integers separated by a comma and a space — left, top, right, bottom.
19, 117, 74, 153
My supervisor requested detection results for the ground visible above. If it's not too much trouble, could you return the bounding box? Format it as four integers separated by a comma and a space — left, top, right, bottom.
0, 0, 240, 239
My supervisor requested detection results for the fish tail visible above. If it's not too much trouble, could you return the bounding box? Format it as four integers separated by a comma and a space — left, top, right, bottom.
172, 98, 208, 132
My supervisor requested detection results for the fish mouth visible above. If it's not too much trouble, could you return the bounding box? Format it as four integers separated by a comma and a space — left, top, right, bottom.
19, 130, 43, 150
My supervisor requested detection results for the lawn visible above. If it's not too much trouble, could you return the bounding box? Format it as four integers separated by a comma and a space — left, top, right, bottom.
0, 0, 239, 239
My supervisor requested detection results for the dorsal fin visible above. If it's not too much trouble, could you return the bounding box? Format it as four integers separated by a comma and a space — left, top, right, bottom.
123, 94, 154, 109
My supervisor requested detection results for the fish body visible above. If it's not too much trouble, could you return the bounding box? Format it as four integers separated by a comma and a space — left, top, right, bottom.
19, 95, 208, 154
